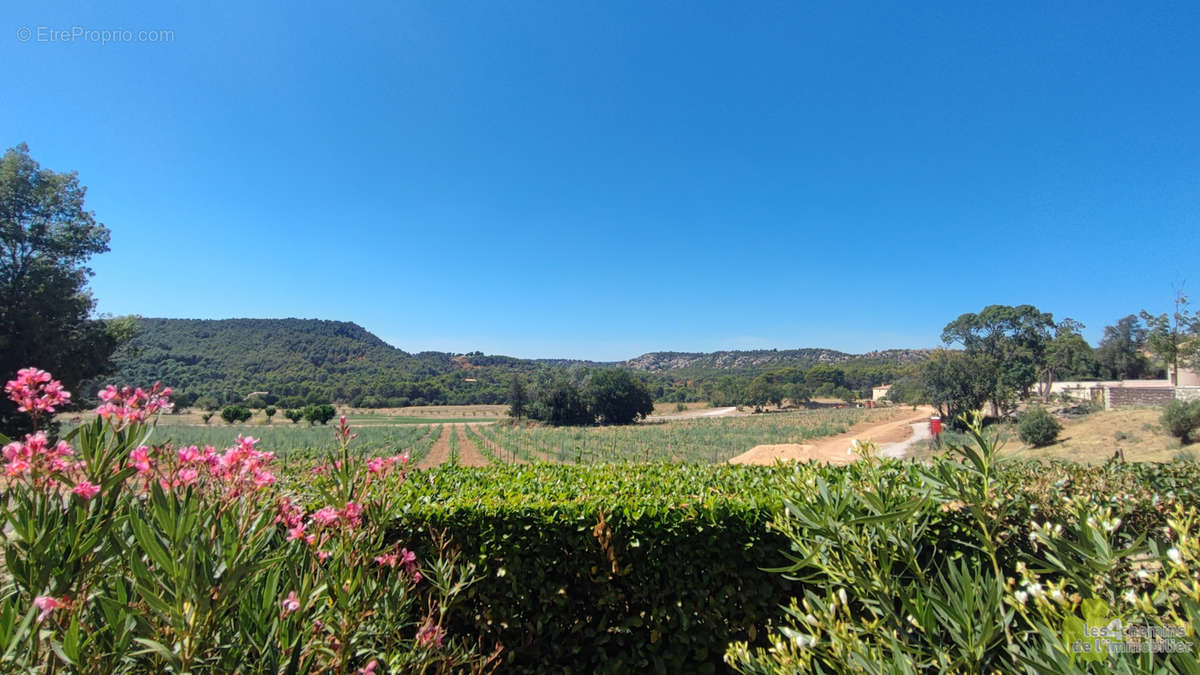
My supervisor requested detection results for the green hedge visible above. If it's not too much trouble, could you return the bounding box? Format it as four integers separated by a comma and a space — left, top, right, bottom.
385, 459, 1200, 673
387, 464, 797, 673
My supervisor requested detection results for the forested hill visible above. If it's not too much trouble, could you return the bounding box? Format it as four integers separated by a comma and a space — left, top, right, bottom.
618, 348, 930, 375
108, 318, 927, 408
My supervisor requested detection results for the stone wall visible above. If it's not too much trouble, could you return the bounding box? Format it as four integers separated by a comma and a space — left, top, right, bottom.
1177, 387, 1200, 403
1105, 386, 1176, 408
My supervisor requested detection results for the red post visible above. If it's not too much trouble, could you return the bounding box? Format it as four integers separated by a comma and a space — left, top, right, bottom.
929, 416, 942, 435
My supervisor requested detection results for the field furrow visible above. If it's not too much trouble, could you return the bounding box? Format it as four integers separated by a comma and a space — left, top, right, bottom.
416, 424, 452, 468
454, 424, 493, 467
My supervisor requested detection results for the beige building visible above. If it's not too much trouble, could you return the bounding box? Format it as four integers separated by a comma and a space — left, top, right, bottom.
871, 385, 891, 402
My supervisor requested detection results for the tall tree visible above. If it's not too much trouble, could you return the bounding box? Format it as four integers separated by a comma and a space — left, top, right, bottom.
1, 144, 119, 434
1095, 315, 1152, 380
586, 369, 654, 425
941, 304, 1056, 415
1141, 289, 1199, 385
919, 349, 995, 424
1038, 318, 1092, 401
507, 374, 527, 420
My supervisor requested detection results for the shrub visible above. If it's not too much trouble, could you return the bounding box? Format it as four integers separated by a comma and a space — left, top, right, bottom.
0, 368, 487, 672
302, 403, 336, 425
1017, 406, 1062, 447
1162, 399, 1200, 443
220, 404, 252, 425
387, 463, 799, 672
726, 413, 1200, 673
283, 408, 303, 424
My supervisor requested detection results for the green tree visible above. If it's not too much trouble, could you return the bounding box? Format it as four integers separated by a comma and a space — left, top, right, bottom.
302, 403, 336, 425
264, 406, 277, 424
1095, 314, 1152, 380
283, 408, 303, 424
586, 369, 654, 425
920, 349, 995, 424
220, 405, 252, 424
507, 374, 527, 420
941, 305, 1056, 414
530, 378, 592, 426
1142, 289, 1199, 385
0, 144, 120, 434
1037, 318, 1093, 402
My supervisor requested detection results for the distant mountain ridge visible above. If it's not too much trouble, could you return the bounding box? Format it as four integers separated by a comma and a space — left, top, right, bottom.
109, 317, 929, 406
616, 348, 930, 373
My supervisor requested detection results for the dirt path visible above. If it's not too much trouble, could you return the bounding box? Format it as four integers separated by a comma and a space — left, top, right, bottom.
454, 424, 493, 467
416, 425, 453, 469
728, 406, 935, 465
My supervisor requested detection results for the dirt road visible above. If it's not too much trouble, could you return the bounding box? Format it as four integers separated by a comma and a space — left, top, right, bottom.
728, 406, 935, 465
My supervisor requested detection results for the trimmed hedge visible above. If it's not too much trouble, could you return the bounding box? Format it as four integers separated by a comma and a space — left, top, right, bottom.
387, 464, 797, 673
385, 460, 1200, 673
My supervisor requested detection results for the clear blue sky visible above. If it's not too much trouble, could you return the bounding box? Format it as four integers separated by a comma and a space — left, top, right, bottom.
5, 2, 1198, 360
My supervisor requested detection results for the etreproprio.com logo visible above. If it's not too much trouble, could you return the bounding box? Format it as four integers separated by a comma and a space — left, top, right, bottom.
16, 25, 174, 45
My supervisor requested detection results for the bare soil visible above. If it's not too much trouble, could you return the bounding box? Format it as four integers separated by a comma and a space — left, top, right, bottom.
454, 424, 493, 467
728, 406, 935, 465
416, 425, 453, 469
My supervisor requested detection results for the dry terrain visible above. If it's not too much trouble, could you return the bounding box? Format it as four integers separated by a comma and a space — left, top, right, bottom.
1002, 407, 1189, 463
728, 406, 935, 464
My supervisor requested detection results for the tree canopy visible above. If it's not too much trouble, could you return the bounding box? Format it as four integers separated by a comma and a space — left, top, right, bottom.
0, 143, 120, 434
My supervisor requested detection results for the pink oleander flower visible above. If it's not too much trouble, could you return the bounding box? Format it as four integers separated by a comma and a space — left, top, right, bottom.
94, 382, 173, 424
129, 446, 152, 473
176, 467, 199, 486
287, 522, 315, 545
356, 659, 379, 675
375, 552, 398, 567
366, 457, 386, 474
317, 550, 331, 561
72, 481, 101, 499
281, 590, 300, 614
341, 501, 364, 529
34, 595, 66, 623
276, 497, 305, 528
3, 432, 76, 479
5, 368, 71, 415
311, 507, 340, 525
416, 621, 446, 648
177, 445, 202, 463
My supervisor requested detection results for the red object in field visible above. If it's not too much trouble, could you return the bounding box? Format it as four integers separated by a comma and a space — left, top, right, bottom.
929, 416, 942, 435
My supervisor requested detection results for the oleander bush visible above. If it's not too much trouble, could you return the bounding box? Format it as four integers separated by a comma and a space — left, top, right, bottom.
0, 368, 491, 673
725, 415, 1200, 674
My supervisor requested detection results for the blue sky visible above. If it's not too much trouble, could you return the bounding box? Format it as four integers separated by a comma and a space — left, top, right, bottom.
4, 2, 1198, 360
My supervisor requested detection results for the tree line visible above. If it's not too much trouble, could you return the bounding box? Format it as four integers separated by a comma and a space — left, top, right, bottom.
887, 302, 1200, 424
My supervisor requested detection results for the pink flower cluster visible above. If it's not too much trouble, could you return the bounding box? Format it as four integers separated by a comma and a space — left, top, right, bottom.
3, 433, 97, 499
5, 368, 70, 415
132, 436, 277, 497
277, 498, 369, 549
416, 620, 446, 648
374, 546, 421, 581
365, 452, 410, 475
95, 383, 173, 424
3, 432, 74, 478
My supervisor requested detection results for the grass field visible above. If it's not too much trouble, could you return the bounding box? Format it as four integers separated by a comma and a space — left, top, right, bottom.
114, 422, 443, 463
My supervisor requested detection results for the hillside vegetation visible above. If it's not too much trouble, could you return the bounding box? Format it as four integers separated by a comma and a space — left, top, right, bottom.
107, 318, 923, 408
